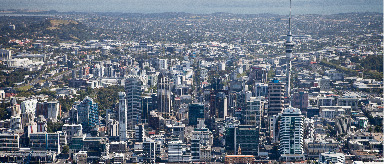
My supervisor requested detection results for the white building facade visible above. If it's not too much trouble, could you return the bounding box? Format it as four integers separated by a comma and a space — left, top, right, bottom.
279, 107, 305, 161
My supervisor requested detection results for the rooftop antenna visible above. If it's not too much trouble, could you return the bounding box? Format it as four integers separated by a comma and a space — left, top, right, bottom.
289, 0, 292, 35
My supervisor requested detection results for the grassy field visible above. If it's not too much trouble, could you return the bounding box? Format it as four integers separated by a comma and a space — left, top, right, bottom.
47, 19, 78, 30
16, 85, 32, 92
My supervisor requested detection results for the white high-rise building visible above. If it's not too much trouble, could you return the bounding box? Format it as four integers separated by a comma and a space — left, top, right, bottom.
46, 101, 60, 122
21, 99, 38, 114
279, 106, 305, 161
21, 99, 38, 127
0, 49, 12, 61
159, 59, 168, 70
218, 62, 225, 71
118, 92, 128, 141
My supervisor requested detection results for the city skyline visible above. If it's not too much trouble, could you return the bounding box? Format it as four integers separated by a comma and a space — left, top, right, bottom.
0, 0, 382, 163
1, 0, 383, 15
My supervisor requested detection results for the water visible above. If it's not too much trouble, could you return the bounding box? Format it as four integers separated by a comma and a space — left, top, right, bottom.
1, 0, 382, 15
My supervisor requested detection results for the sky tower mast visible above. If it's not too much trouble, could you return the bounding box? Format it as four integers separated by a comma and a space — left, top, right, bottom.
285, 0, 294, 104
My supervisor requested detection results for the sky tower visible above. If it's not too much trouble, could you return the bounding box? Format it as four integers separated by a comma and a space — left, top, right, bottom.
285, 0, 294, 102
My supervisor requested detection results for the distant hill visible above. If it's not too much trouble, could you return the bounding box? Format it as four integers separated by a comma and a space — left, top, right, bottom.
43, 19, 91, 41
47, 19, 79, 30
0, 16, 95, 47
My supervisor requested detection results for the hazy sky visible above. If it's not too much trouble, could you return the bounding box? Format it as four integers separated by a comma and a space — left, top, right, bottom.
1, 0, 382, 15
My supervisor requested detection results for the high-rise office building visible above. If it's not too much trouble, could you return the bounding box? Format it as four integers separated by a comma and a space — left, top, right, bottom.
125, 78, 142, 131
249, 67, 268, 83
225, 125, 259, 156
36, 101, 61, 122
191, 123, 213, 162
143, 139, 157, 163
21, 98, 37, 127
292, 91, 309, 110
244, 97, 264, 126
77, 97, 99, 132
209, 91, 228, 119
191, 139, 200, 162
159, 59, 168, 70
0, 49, 12, 61
268, 80, 285, 117
157, 72, 172, 117
254, 83, 268, 97
279, 107, 305, 161
135, 124, 145, 142
167, 140, 190, 162
188, 103, 204, 126
141, 94, 154, 124
118, 92, 128, 141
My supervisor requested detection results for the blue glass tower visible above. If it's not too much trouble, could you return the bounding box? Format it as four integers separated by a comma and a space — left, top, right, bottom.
77, 96, 99, 132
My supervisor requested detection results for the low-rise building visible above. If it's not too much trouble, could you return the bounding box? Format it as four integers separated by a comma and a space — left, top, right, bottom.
225, 155, 256, 164
167, 140, 190, 162
74, 151, 88, 164
319, 152, 345, 164
0, 133, 19, 151
29, 132, 60, 154
62, 124, 83, 142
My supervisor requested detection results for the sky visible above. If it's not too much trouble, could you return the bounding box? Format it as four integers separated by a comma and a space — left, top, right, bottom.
1, 0, 383, 15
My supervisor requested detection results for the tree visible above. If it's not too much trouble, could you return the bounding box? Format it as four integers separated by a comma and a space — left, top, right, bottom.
374, 125, 383, 133
47, 122, 63, 133
0, 101, 11, 120
95, 85, 124, 116
360, 55, 383, 72
267, 68, 276, 80
62, 145, 69, 154
58, 96, 75, 112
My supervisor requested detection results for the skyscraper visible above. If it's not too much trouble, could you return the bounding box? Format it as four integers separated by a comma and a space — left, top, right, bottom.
157, 72, 172, 117
118, 92, 128, 141
159, 59, 168, 70
209, 91, 228, 119
76, 97, 99, 133
268, 80, 285, 117
21, 98, 37, 127
125, 78, 142, 130
141, 95, 154, 124
279, 106, 305, 161
188, 103, 204, 126
36, 101, 61, 122
225, 125, 259, 156
244, 97, 264, 127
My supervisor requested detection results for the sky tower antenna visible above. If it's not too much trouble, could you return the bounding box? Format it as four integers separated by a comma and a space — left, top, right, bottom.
289, 0, 292, 34
285, 0, 294, 105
